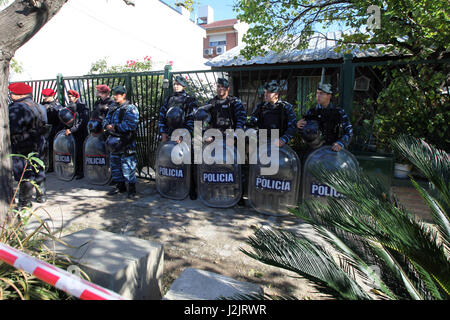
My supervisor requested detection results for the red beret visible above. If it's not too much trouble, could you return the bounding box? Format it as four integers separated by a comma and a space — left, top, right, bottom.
96, 84, 110, 94
68, 90, 80, 99
8, 82, 33, 95
42, 88, 56, 97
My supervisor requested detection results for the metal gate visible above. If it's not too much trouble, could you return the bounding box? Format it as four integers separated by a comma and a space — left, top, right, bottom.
61, 71, 166, 179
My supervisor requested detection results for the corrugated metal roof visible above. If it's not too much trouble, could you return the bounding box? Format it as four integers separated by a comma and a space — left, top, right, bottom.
205, 32, 399, 67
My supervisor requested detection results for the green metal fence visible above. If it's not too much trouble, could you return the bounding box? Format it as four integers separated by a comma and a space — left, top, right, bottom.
11, 57, 449, 180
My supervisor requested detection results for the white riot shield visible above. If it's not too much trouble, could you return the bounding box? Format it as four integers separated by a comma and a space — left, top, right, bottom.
53, 130, 76, 181
197, 143, 242, 208
248, 144, 301, 216
302, 146, 359, 202
84, 133, 111, 185
155, 141, 191, 200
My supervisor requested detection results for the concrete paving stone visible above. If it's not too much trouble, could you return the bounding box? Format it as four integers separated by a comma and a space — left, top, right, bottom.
163, 268, 263, 300
46, 228, 164, 300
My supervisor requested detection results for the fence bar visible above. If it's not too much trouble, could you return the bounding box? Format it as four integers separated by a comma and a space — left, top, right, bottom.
0, 242, 127, 300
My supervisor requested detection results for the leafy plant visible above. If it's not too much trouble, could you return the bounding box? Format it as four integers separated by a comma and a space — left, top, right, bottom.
373, 64, 450, 157
89, 56, 153, 74
242, 135, 449, 300
1, 153, 83, 300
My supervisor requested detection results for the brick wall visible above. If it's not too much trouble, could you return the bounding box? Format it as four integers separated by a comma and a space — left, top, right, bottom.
226, 32, 237, 51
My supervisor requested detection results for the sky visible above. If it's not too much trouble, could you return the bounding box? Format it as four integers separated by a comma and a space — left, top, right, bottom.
161, 0, 239, 21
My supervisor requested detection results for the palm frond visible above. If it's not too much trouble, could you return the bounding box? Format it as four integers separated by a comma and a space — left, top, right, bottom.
241, 227, 372, 300
391, 135, 449, 219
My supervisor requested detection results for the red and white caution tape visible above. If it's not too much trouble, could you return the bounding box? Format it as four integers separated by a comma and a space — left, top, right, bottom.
0, 243, 127, 300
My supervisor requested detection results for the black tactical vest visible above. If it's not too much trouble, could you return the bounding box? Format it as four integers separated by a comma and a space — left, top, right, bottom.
258, 101, 288, 136
92, 98, 114, 121
211, 96, 237, 132
305, 105, 342, 145
167, 92, 193, 117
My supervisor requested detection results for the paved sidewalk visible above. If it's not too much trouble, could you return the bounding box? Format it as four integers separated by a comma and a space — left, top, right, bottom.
21, 172, 433, 299
24, 173, 326, 299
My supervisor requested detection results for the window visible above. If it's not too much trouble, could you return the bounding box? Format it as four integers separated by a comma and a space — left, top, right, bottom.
209, 40, 227, 47
208, 34, 227, 47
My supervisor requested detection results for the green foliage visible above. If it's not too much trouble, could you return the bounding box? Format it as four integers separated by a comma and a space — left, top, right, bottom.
1, 153, 83, 300
243, 135, 449, 300
373, 64, 450, 155
10, 58, 23, 75
89, 56, 153, 74
234, 0, 449, 60
234, 1, 450, 155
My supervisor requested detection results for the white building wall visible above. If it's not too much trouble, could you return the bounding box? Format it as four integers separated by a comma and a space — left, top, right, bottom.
9, 0, 208, 81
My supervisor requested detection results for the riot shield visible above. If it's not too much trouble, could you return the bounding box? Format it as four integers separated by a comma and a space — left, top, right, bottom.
84, 133, 111, 185
53, 130, 76, 181
155, 141, 191, 200
197, 142, 242, 208
302, 146, 359, 202
248, 144, 301, 216
43, 142, 50, 173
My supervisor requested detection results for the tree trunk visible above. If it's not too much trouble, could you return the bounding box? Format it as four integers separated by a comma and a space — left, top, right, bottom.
0, 0, 68, 222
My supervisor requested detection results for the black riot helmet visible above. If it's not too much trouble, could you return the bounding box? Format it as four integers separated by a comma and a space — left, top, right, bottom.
58, 107, 77, 127
194, 107, 211, 130
166, 106, 185, 129
302, 120, 324, 149
88, 119, 103, 134
105, 134, 126, 153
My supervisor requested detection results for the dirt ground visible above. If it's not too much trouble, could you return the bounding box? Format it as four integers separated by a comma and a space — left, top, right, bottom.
23, 172, 330, 300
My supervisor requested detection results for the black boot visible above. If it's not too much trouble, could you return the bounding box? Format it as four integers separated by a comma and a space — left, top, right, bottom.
107, 182, 127, 195
127, 183, 137, 199
189, 188, 197, 200
18, 182, 33, 210
35, 179, 47, 203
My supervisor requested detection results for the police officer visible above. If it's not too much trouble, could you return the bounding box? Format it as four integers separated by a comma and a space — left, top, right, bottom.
249, 80, 298, 147
103, 86, 139, 199
195, 78, 247, 204
41, 88, 63, 172
64, 90, 89, 179
202, 77, 246, 142
297, 83, 353, 152
9, 83, 48, 208
159, 76, 198, 199
89, 84, 115, 135
158, 75, 197, 143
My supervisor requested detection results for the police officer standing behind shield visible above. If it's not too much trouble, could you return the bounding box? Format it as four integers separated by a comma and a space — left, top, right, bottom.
103, 86, 139, 199
158, 75, 198, 198
249, 80, 298, 147
297, 83, 353, 152
41, 88, 63, 172
9, 83, 49, 209
64, 90, 89, 179
90, 85, 115, 134
202, 78, 247, 142
158, 75, 197, 143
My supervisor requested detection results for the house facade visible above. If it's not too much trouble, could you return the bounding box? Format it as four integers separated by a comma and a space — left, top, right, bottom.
199, 7, 248, 60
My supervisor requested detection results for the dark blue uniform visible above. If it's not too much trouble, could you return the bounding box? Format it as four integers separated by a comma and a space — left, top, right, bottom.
158, 91, 197, 137
64, 100, 89, 177
43, 100, 63, 171
9, 96, 47, 207
303, 103, 353, 148
103, 101, 139, 184
92, 97, 115, 124
249, 100, 298, 144
207, 95, 247, 132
